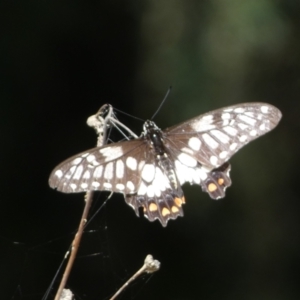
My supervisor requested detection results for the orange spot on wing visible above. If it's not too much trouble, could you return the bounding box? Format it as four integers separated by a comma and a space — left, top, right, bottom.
218, 178, 224, 185
174, 196, 186, 206
162, 207, 171, 216
174, 197, 183, 206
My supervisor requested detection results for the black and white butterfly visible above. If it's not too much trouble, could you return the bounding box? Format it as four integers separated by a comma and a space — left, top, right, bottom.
49, 103, 281, 226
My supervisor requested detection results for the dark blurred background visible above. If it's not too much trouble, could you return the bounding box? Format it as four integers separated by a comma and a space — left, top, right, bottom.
1, 1, 299, 299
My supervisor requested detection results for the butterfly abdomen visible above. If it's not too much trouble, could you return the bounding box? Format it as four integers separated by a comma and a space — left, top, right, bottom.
145, 121, 182, 193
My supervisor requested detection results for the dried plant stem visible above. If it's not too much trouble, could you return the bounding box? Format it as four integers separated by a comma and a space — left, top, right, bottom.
53, 104, 140, 300
109, 255, 160, 300
54, 191, 94, 300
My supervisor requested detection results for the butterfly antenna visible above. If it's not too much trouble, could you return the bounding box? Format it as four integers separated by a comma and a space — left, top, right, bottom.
151, 86, 172, 120
114, 108, 144, 122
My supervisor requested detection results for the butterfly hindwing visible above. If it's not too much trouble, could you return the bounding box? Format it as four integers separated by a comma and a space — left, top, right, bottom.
125, 152, 185, 226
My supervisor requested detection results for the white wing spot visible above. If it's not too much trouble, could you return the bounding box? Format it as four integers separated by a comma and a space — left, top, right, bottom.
99, 147, 110, 153
203, 133, 219, 149
116, 160, 124, 178
196, 168, 208, 180
104, 162, 113, 179
250, 129, 257, 136
72, 157, 82, 165
81, 153, 89, 158
238, 115, 257, 126
81, 183, 88, 189
116, 183, 125, 190
219, 151, 228, 159
191, 122, 216, 131
153, 167, 169, 191
189, 168, 200, 184
244, 112, 254, 117
175, 160, 191, 184
92, 181, 100, 188
94, 165, 103, 178
222, 119, 230, 126
126, 156, 137, 170
181, 147, 194, 155
230, 143, 238, 151
99, 146, 123, 160
55, 170, 63, 178
202, 114, 213, 121
127, 181, 135, 191
142, 164, 155, 182
138, 182, 147, 195
239, 135, 248, 142
234, 107, 245, 113
211, 130, 230, 144
210, 156, 218, 166
221, 112, 231, 120
83, 170, 90, 179
138, 160, 146, 171
238, 123, 248, 130
188, 137, 201, 151
223, 126, 238, 136
261, 106, 269, 114
73, 165, 83, 180
103, 182, 112, 189
155, 188, 161, 197
70, 183, 77, 190
65, 166, 76, 179
86, 155, 96, 163
259, 123, 266, 131
178, 153, 197, 167
147, 185, 155, 197
91, 160, 100, 166
191, 115, 217, 131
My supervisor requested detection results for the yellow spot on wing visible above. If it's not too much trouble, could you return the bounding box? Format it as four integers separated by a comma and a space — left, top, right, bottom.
171, 206, 179, 213
149, 203, 158, 212
208, 183, 217, 192
162, 207, 171, 216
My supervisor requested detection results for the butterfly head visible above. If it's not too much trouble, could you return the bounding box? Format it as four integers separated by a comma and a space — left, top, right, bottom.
143, 120, 160, 135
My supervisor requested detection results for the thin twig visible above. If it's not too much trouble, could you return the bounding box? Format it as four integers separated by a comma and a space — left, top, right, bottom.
54, 191, 94, 300
53, 104, 139, 300
109, 255, 161, 300
54, 105, 112, 300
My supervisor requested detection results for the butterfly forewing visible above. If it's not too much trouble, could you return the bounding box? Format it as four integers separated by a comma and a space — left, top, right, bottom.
49, 139, 148, 194
164, 103, 281, 169
49, 102, 281, 226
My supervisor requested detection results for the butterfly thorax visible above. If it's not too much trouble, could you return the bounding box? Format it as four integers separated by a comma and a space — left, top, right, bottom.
143, 120, 165, 154
143, 120, 180, 192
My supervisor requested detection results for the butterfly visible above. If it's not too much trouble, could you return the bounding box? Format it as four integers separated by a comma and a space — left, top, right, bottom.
49, 103, 282, 226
